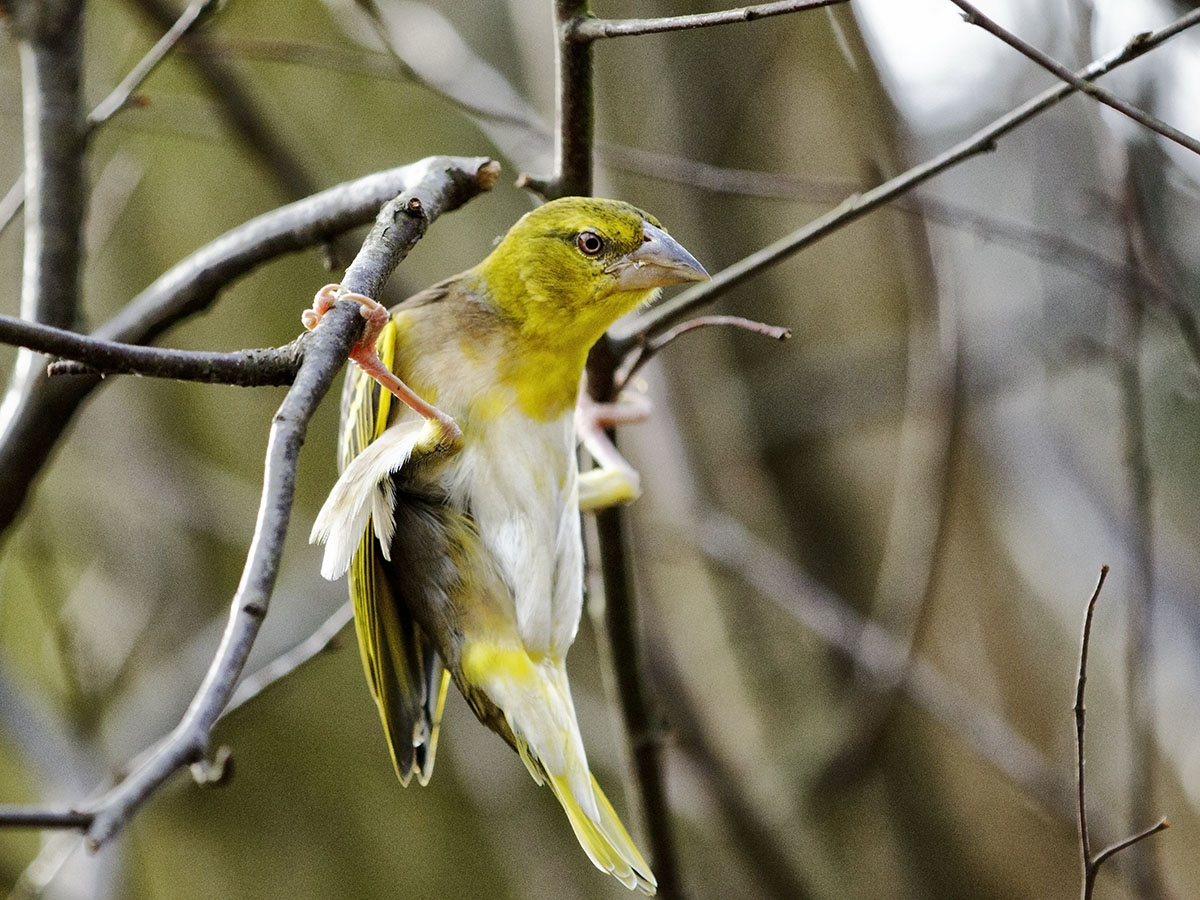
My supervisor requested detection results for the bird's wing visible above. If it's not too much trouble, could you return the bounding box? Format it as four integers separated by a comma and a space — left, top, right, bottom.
313, 313, 450, 786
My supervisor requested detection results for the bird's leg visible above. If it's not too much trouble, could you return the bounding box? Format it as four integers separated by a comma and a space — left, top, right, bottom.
303, 284, 462, 449
576, 388, 651, 510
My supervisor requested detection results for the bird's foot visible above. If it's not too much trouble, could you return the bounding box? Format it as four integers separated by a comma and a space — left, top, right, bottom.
575, 389, 648, 510
303, 283, 462, 452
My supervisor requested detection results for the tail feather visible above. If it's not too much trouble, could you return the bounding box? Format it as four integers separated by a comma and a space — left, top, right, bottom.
547, 771, 657, 895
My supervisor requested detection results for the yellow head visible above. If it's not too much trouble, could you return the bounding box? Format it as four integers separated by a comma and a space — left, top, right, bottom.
474, 197, 709, 354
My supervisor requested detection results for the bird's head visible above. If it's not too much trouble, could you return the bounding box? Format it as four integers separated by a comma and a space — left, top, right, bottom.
475, 197, 709, 352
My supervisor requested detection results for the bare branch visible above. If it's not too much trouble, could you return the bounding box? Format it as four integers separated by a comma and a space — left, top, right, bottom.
88, 0, 219, 127
1074, 566, 1109, 869
80, 158, 498, 850
626, 5, 1200, 345
1073, 566, 1169, 899
615, 315, 790, 390
0, 808, 92, 829
224, 602, 353, 715
546, 0, 595, 199
570, 0, 846, 42
0, 315, 303, 385
950, 0, 1200, 159
1090, 820, 1170, 874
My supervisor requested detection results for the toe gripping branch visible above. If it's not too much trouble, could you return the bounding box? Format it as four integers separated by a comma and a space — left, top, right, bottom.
303, 284, 461, 449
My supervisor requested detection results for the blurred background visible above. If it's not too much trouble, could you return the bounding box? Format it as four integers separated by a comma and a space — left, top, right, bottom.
1, 0, 1198, 897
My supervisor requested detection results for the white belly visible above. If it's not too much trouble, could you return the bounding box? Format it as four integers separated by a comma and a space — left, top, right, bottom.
449, 410, 583, 657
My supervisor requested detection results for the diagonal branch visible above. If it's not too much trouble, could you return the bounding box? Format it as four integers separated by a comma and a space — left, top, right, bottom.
0, 0, 219, 237
949, 0, 1200, 159
622, 5, 1200, 347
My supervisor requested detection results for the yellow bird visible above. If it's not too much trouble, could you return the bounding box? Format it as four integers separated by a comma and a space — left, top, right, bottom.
307, 197, 708, 893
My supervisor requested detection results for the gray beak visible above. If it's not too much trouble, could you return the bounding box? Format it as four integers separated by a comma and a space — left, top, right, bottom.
610, 221, 710, 291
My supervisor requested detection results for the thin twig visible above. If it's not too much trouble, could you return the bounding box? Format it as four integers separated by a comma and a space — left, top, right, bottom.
623, 5, 1200, 348
0, 0, 216, 249
1091, 820, 1170, 873
88, 0, 219, 127
1074, 565, 1169, 900
950, 0, 1200, 159
615, 315, 790, 390
570, 0, 846, 41
0, 158, 498, 848
1075, 566, 1108, 870
224, 602, 353, 714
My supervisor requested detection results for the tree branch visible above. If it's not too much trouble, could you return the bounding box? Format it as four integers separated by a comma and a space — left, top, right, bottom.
569, 0, 846, 41
1074, 565, 1170, 899
0, 314, 303, 385
541, 3, 684, 895
622, 5, 1200, 347
614, 315, 790, 391
0, 0, 219, 236
224, 602, 354, 715
0, 157, 499, 848
949, 0, 1200, 159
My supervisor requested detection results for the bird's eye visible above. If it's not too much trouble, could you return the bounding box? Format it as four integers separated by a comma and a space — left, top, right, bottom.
576, 231, 604, 256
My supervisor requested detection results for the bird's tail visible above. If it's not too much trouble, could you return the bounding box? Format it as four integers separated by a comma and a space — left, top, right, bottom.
545, 769, 657, 895
462, 643, 656, 893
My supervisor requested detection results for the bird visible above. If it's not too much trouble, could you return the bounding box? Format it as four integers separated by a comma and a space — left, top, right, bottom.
306, 196, 709, 893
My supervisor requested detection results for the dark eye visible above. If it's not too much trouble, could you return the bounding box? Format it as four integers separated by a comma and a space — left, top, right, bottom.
576, 231, 604, 256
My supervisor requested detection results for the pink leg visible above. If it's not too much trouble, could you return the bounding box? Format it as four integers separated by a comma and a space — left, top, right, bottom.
303, 284, 461, 448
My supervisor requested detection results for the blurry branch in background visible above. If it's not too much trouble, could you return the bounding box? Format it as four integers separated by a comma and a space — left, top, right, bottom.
86, 0, 218, 124
567, 0, 846, 41
694, 511, 1076, 818
127, 0, 322, 205
0, 0, 87, 554
0, 157, 499, 849
950, 0, 1200, 159
1073, 566, 1168, 900
0, 162, 463, 536
1110, 153, 1163, 899
0, 0, 220, 236
627, 4, 1200, 346
647, 646, 818, 900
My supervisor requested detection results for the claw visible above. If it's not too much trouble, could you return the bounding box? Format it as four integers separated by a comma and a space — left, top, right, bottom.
303, 283, 462, 452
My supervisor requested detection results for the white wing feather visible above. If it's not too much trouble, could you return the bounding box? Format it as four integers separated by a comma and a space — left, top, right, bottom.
310, 419, 431, 579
